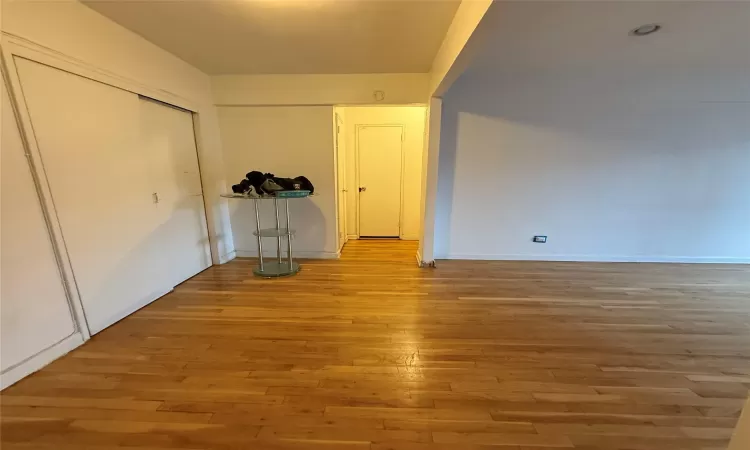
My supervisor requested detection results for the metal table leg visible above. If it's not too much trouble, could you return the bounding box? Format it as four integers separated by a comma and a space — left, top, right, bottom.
274, 198, 282, 264
222, 193, 303, 278
285, 199, 294, 269
254, 198, 264, 272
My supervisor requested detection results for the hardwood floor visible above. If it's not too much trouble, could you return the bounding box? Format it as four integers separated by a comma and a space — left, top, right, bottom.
2, 239, 749, 449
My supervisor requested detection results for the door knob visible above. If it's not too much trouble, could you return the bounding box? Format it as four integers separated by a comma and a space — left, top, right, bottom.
359, 187, 366, 192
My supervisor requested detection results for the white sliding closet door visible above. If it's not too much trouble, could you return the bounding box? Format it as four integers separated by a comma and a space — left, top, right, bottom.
1, 74, 76, 378
139, 97, 210, 286
16, 59, 168, 334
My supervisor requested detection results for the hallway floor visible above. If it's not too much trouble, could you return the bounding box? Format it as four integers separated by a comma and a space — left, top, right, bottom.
2, 240, 749, 449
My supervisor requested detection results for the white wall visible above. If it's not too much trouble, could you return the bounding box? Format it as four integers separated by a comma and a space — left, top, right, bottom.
2, 0, 234, 262
212, 74, 429, 106
337, 106, 426, 240
210, 73, 432, 256
435, 71, 750, 262
218, 106, 338, 259
418, 98, 442, 265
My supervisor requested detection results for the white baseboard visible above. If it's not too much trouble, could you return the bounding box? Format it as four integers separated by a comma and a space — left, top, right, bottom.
436, 253, 750, 264
415, 250, 423, 267
219, 250, 236, 264
1, 332, 84, 390
347, 234, 359, 240
88, 287, 173, 335
235, 250, 340, 259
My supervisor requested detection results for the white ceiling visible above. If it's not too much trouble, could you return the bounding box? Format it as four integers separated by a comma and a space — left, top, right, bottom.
467, 1, 750, 76
82, 0, 460, 75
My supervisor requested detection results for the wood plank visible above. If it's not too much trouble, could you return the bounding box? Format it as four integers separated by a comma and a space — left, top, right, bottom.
2, 240, 748, 450
432, 431, 574, 447
0, 396, 162, 411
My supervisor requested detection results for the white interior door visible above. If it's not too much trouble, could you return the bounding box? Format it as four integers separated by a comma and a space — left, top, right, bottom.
358, 126, 403, 237
1, 74, 76, 373
16, 58, 168, 334
139, 97, 210, 286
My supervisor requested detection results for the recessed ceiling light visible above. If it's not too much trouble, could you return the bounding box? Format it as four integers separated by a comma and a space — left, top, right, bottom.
630, 24, 662, 36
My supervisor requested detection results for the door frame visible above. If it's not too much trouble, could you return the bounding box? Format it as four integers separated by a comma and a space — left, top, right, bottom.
333, 112, 348, 249
354, 124, 406, 238
0, 37, 209, 340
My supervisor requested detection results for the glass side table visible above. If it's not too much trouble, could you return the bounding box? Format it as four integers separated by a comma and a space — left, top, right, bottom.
221, 192, 310, 277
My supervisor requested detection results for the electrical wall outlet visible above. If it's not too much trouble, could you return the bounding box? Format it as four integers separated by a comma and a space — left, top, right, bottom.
533, 235, 547, 243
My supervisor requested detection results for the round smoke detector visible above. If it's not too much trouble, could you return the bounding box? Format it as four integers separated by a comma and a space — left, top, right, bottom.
630, 24, 662, 36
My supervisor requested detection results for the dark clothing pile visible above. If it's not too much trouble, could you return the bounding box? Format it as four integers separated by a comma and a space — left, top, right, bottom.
231, 171, 314, 197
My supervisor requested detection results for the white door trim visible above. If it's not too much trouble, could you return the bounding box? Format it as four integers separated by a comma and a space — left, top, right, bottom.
2, 33, 198, 112
1, 61, 88, 389
334, 111, 348, 249
354, 124, 405, 238
0, 35, 210, 344
1, 47, 91, 341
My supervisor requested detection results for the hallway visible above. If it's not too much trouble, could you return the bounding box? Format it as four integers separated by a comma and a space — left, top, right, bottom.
2, 240, 749, 449
339, 239, 419, 263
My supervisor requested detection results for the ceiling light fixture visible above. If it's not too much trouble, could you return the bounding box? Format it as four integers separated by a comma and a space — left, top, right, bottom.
630, 24, 662, 36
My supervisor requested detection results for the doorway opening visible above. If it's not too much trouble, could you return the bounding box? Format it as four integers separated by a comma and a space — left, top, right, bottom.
333, 105, 427, 255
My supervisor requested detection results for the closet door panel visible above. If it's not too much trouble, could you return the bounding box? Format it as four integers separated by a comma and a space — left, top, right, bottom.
1, 75, 76, 373
16, 59, 167, 334
140, 98, 210, 286
161, 195, 210, 286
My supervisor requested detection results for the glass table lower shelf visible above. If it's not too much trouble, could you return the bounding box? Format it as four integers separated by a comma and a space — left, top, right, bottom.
254, 261, 300, 278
